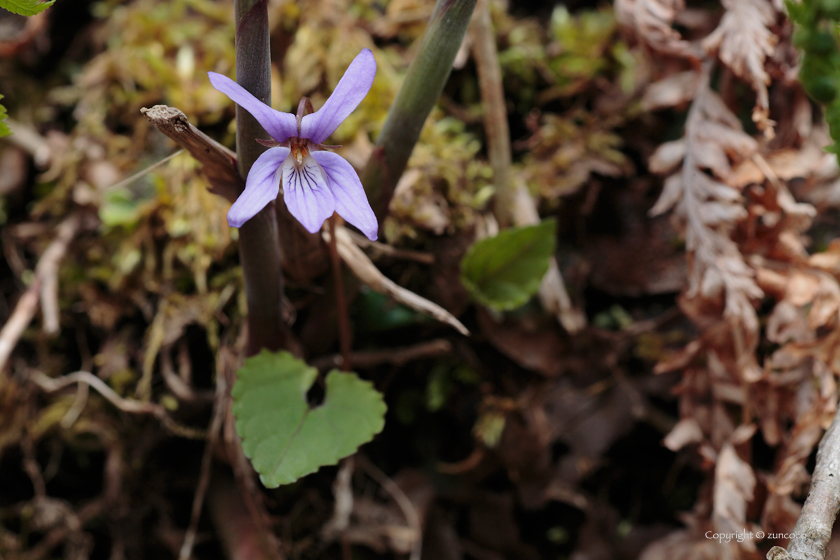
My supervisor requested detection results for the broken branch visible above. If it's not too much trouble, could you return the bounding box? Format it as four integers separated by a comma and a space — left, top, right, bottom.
140, 105, 243, 202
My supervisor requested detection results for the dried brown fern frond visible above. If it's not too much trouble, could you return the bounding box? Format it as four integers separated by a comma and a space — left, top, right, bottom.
650, 67, 763, 377
703, 0, 778, 137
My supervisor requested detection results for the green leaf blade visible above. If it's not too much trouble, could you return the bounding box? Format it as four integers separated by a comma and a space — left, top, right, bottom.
0, 96, 9, 138
232, 350, 387, 488
0, 0, 54, 17
460, 219, 557, 311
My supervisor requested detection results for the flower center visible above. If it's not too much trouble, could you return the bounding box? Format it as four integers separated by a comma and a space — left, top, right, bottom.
290, 137, 309, 165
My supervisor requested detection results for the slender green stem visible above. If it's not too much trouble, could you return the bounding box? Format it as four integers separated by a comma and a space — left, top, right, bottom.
361, 0, 478, 223
234, 0, 285, 355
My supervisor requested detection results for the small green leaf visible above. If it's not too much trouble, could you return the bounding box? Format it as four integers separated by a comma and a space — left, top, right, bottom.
0, 0, 54, 16
100, 189, 142, 228
0, 96, 9, 138
460, 219, 556, 311
232, 350, 387, 488
354, 287, 425, 333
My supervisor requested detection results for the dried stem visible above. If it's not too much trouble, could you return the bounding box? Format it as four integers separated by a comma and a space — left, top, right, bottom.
38, 213, 86, 334
311, 339, 453, 371
178, 352, 230, 560
329, 216, 352, 371
322, 225, 469, 335
0, 211, 95, 373
141, 105, 242, 201
0, 279, 40, 373
345, 230, 435, 264
767, 400, 840, 560
20, 499, 105, 560
469, 0, 584, 333
470, 0, 513, 225
358, 457, 423, 560
28, 369, 205, 439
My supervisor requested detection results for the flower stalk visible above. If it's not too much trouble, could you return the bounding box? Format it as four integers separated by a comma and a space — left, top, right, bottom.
233, 0, 285, 355
362, 0, 478, 222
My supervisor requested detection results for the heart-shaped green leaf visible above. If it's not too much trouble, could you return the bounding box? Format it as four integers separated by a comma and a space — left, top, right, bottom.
232, 350, 387, 488
460, 219, 557, 311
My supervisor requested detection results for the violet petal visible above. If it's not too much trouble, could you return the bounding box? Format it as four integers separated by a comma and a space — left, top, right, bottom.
282, 155, 336, 234
299, 49, 376, 144
227, 147, 289, 228
208, 72, 298, 142
310, 151, 378, 240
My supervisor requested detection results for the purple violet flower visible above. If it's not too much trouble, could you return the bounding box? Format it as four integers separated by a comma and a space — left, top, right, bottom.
208, 48, 378, 240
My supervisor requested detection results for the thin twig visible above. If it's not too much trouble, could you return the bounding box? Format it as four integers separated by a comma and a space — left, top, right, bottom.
0, 211, 94, 372
38, 213, 85, 334
140, 106, 242, 202
322, 225, 469, 336
160, 344, 213, 403
28, 369, 205, 439
178, 353, 229, 560
344, 230, 435, 264
0, 279, 40, 372
311, 339, 453, 371
21, 435, 46, 498
105, 149, 184, 192
60, 378, 89, 428
19, 499, 103, 560
329, 216, 352, 371
767, 400, 840, 560
358, 457, 423, 560
321, 458, 355, 540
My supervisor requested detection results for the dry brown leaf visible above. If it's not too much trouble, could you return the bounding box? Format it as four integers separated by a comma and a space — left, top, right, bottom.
649, 140, 686, 176
663, 417, 704, 451
713, 443, 757, 551
476, 309, 564, 377
768, 269, 840, 331
702, 0, 778, 137
730, 146, 831, 189
615, 0, 700, 58
642, 70, 702, 112
638, 528, 742, 560
766, 301, 814, 345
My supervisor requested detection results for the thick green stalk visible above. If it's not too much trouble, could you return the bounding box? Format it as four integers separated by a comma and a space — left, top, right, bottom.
362, 0, 478, 223
234, 0, 285, 355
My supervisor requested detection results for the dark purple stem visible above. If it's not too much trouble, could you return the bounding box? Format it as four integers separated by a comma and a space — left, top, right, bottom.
234, 0, 285, 355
